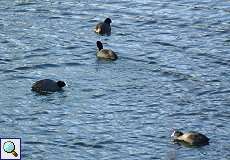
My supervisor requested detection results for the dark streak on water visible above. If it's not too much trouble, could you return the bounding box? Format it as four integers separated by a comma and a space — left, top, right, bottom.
0, 0, 230, 159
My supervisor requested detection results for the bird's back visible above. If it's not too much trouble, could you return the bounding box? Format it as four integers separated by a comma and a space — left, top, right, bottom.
182, 132, 209, 145
97, 49, 117, 60
95, 22, 111, 35
32, 79, 60, 92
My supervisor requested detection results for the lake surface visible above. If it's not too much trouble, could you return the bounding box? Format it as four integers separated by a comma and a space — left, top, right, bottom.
0, 0, 229, 159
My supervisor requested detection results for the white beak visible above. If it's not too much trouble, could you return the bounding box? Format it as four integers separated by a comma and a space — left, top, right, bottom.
171, 131, 176, 137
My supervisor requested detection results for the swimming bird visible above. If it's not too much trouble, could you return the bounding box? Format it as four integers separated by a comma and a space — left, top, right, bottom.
171, 130, 209, 146
32, 79, 66, 93
96, 41, 118, 60
94, 18, 112, 35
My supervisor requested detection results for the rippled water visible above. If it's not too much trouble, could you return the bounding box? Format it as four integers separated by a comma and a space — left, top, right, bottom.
0, 0, 229, 159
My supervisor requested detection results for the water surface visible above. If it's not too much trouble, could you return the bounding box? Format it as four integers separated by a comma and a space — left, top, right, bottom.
0, 0, 229, 159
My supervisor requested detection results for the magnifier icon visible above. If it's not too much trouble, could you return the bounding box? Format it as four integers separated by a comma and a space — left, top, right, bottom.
3, 141, 18, 157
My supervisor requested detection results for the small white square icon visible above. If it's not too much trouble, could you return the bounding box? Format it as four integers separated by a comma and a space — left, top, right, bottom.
1, 138, 21, 160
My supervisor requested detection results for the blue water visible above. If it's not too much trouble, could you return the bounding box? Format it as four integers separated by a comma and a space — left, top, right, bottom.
0, 0, 229, 159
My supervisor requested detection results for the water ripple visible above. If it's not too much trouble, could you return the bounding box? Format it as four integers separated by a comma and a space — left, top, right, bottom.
0, 0, 229, 159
